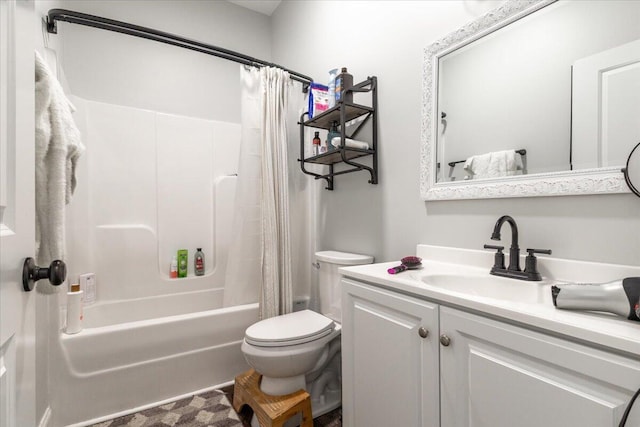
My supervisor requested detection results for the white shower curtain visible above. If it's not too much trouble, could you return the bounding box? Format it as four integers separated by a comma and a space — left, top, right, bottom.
224, 66, 293, 319
259, 67, 293, 319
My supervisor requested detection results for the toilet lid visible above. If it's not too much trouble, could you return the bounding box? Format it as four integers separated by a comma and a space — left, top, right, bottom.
245, 310, 336, 347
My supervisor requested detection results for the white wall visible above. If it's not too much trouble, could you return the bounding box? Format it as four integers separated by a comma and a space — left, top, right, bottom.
272, 0, 640, 266
56, 0, 272, 121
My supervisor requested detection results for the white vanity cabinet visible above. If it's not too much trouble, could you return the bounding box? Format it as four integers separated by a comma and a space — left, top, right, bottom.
440, 306, 640, 427
341, 278, 440, 427
342, 278, 640, 427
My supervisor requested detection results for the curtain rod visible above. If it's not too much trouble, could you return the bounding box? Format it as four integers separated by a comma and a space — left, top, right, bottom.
46, 8, 313, 92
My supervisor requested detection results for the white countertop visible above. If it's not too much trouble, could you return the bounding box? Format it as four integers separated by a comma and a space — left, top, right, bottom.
339, 245, 640, 357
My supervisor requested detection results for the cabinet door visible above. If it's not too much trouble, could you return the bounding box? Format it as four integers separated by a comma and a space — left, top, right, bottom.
440, 307, 640, 427
341, 279, 439, 427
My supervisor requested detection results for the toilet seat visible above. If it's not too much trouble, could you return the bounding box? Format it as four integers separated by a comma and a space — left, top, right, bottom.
245, 310, 336, 347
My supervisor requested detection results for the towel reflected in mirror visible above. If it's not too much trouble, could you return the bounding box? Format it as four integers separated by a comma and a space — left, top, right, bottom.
463, 149, 522, 180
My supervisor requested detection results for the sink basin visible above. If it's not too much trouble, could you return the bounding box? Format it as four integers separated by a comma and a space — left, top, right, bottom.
414, 273, 552, 304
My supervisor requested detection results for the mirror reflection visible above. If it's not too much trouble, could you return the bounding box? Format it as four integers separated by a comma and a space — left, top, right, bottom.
436, 1, 640, 183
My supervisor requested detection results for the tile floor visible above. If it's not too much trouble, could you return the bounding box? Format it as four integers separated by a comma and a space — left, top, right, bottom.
91, 389, 241, 427
90, 386, 341, 427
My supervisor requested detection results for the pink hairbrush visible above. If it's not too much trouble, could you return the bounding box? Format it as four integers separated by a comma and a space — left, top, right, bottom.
387, 256, 422, 274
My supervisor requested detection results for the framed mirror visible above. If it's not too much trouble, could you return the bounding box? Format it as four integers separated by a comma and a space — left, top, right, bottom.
420, 0, 640, 200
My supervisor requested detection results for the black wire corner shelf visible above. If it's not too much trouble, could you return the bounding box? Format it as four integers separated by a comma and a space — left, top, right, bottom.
298, 76, 378, 191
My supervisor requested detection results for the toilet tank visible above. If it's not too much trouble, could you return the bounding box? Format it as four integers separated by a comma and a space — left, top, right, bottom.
315, 251, 374, 322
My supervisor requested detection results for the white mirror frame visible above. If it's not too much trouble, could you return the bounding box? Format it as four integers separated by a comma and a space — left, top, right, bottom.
420, 0, 630, 201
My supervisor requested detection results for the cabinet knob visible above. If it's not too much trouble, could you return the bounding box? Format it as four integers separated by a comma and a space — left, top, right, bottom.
418, 327, 429, 338
439, 334, 451, 347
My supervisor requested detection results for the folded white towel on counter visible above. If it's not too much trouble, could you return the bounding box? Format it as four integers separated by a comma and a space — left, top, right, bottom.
330, 137, 370, 150
463, 150, 518, 179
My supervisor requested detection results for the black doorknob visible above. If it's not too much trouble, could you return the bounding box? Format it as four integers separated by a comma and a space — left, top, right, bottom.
22, 258, 67, 292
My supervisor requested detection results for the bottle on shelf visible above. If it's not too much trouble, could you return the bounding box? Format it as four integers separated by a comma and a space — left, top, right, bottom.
335, 67, 353, 103
328, 68, 338, 108
327, 122, 340, 151
312, 131, 321, 156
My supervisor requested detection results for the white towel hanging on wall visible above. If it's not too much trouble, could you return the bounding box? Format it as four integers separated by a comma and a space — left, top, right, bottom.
34, 50, 85, 291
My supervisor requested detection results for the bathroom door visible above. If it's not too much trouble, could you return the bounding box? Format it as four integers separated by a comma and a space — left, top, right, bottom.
0, 1, 37, 426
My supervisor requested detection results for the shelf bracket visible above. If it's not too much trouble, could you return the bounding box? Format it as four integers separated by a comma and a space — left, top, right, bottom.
340, 156, 377, 185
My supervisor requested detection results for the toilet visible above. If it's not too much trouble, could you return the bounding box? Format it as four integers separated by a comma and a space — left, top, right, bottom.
241, 250, 374, 421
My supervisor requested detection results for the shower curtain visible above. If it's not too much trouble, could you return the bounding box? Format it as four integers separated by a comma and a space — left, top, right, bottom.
260, 67, 293, 319
224, 66, 294, 319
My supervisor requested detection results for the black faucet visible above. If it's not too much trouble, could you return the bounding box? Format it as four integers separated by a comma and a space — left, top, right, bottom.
491, 215, 521, 272
484, 215, 551, 281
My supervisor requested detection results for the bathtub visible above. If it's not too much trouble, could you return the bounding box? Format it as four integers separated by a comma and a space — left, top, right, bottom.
51, 289, 258, 427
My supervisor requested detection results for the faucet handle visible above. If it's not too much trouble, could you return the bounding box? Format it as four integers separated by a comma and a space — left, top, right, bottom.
484, 244, 505, 271
526, 248, 552, 256
524, 248, 551, 281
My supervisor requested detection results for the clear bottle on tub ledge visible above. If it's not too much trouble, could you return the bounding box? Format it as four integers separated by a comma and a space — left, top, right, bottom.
170, 256, 178, 278
194, 248, 205, 276
66, 283, 83, 334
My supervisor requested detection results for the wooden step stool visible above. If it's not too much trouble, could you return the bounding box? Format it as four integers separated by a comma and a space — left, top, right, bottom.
233, 369, 313, 427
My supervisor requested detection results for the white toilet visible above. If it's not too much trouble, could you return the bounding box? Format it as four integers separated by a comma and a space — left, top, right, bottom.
241, 250, 374, 420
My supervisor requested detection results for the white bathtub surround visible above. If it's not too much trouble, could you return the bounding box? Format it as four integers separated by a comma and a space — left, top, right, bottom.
34, 50, 84, 286
65, 97, 241, 301
260, 66, 293, 319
